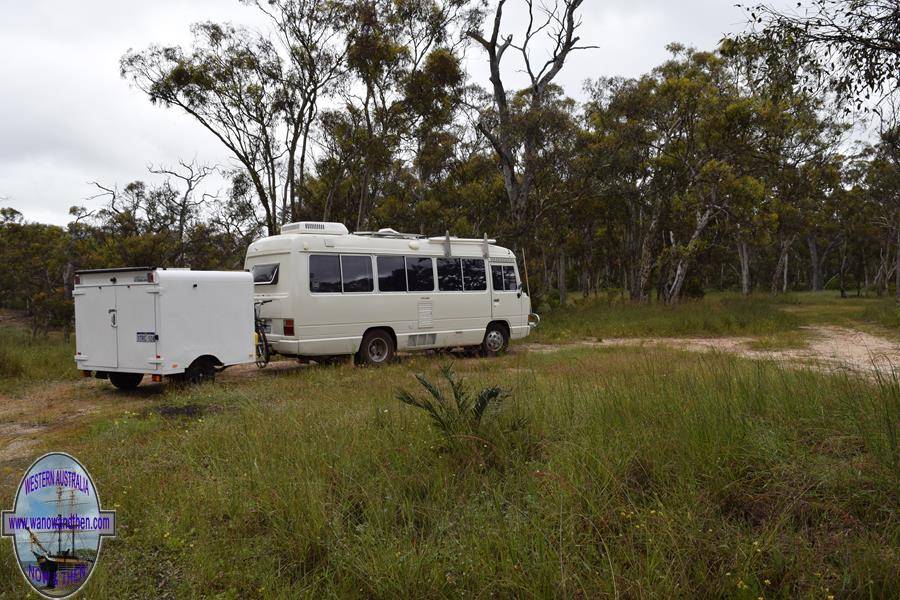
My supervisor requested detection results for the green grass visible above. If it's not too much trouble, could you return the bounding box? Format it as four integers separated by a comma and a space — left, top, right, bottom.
745, 329, 810, 351
860, 301, 900, 332
1, 348, 897, 598
528, 291, 899, 344
0, 325, 77, 393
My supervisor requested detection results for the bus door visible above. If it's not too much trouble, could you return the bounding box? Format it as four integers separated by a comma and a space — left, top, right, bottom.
490, 262, 523, 324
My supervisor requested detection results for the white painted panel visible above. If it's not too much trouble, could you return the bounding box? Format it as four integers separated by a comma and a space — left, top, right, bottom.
74, 286, 118, 369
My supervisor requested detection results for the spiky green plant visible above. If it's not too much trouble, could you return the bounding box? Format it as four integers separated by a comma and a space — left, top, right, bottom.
395, 364, 504, 439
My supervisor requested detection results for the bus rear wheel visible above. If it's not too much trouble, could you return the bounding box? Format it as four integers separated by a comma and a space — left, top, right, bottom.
480, 324, 509, 356
356, 330, 395, 366
109, 372, 143, 391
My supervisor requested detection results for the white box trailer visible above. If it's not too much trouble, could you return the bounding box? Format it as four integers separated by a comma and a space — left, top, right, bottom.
73, 267, 255, 390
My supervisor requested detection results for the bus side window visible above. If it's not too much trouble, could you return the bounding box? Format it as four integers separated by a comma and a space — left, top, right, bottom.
462, 259, 486, 291
406, 257, 434, 292
309, 255, 341, 293
341, 255, 374, 293
377, 256, 406, 292
437, 258, 463, 291
502, 266, 518, 291
491, 265, 504, 291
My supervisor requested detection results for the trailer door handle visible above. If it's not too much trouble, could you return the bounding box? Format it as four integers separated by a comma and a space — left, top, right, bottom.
493, 298, 500, 303
109, 309, 117, 327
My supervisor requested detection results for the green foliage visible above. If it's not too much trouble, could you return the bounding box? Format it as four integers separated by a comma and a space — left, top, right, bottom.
739, 0, 900, 111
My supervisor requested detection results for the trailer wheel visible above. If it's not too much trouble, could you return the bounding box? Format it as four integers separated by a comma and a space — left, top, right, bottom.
356, 329, 395, 366
109, 372, 143, 391
480, 323, 509, 356
184, 357, 217, 384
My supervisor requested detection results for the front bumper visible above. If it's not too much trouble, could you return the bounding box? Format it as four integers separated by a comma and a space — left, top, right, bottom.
528, 313, 541, 329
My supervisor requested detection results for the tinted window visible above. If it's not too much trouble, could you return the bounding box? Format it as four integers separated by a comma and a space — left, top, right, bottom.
503, 265, 518, 291
377, 256, 406, 292
341, 255, 373, 293
251, 263, 279, 285
491, 265, 504, 291
309, 255, 341, 293
462, 259, 486, 291
437, 258, 463, 291
406, 257, 434, 291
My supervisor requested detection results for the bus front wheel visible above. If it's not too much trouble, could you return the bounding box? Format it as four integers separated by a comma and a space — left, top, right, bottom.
481, 324, 509, 356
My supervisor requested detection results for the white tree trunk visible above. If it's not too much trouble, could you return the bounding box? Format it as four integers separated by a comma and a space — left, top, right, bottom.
737, 240, 751, 295
667, 208, 713, 304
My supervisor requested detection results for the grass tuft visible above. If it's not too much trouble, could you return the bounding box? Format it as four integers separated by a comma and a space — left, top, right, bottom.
0, 346, 25, 378
0, 326, 77, 393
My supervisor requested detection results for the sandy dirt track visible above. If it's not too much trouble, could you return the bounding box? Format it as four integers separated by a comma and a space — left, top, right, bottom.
521, 326, 899, 375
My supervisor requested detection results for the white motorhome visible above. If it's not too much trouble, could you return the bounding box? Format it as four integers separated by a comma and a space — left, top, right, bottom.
244, 222, 538, 364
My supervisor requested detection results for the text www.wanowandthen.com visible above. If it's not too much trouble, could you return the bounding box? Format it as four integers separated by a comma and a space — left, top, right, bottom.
7, 513, 111, 532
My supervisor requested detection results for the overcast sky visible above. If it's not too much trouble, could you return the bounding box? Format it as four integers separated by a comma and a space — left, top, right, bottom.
0, 0, 795, 225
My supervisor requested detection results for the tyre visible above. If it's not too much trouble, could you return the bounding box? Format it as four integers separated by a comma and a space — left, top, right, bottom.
109, 372, 143, 391
480, 323, 509, 356
356, 329, 395, 366
255, 328, 270, 368
183, 357, 217, 384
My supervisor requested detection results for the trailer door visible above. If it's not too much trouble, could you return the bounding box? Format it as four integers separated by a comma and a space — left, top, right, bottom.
115, 285, 158, 371
74, 286, 118, 369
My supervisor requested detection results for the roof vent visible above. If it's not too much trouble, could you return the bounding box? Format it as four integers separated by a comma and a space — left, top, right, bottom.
353, 227, 424, 240
280, 221, 349, 236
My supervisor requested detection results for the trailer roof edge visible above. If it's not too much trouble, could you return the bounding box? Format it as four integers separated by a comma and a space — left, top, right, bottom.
74, 266, 155, 275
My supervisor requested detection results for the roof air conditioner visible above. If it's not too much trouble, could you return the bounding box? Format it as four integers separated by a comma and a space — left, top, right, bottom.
280, 222, 349, 236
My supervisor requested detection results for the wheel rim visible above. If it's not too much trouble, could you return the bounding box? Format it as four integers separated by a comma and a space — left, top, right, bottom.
485, 330, 505, 352
367, 338, 389, 362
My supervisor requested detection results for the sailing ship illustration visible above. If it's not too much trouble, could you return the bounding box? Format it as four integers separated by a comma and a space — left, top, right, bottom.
24, 485, 94, 592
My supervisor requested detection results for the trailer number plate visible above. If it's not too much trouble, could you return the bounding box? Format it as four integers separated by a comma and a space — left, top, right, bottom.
136, 332, 158, 343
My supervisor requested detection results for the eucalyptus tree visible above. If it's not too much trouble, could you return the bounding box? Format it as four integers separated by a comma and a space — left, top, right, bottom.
339, 0, 478, 230
121, 0, 346, 234
581, 76, 659, 301
861, 127, 900, 297
740, 1, 900, 123
466, 0, 594, 246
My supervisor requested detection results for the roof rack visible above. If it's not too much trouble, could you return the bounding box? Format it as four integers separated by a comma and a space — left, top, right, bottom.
75, 266, 155, 275
427, 232, 496, 258
353, 228, 425, 240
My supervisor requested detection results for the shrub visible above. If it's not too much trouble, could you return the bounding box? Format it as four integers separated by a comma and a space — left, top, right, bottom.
396, 364, 504, 441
